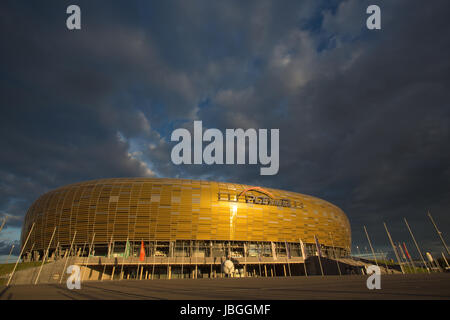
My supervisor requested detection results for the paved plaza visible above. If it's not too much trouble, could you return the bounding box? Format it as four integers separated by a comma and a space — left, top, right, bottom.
1, 273, 449, 300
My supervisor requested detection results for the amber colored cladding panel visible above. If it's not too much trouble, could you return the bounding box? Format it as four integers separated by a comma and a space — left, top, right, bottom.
21, 178, 351, 251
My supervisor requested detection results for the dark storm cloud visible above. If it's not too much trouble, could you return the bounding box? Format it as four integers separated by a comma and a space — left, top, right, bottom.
0, 0, 449, 259
0, 0, 159, 227
0, 240, 20, 256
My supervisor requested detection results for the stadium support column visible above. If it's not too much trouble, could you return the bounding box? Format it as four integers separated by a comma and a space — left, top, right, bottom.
102, 236, 113, 281
120, 237, 128, 280
314, 235, 325, 277
210, 241, 213, 278
168, 240, 172, 280
111, 240, 115, 258
329, 233, 342, 276
244, 242, 247, 277
258, 262, 262, 277
383, 222, 405, 274
166, 241, 169, 280
80, 242, 87, 259
7, 223, 35, 286
181, 241, 184, 279
111, 240, 116, 279
81, 233, 95, 281
152, 240, 156, 280
258, 242, 262, 277
195, 241, 199, 279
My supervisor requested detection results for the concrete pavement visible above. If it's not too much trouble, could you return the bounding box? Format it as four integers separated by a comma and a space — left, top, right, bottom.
1, 273, 449, 300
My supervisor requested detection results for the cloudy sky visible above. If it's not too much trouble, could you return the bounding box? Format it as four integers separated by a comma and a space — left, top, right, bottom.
1, 0, 449, 261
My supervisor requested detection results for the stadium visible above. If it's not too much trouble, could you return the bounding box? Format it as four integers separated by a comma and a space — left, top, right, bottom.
20, 178, 351, 280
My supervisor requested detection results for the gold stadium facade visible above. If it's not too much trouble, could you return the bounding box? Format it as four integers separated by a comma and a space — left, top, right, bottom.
21, 178, 351, 279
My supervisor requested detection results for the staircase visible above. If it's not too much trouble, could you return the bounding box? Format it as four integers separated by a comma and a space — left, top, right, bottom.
5, 259, 71, 285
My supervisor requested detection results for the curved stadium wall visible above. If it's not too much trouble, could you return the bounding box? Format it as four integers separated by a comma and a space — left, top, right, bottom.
20, 178, 351, 278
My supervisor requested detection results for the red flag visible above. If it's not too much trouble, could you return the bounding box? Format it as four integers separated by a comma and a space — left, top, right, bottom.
402, 242, 411, 260
139, 241, 146, 261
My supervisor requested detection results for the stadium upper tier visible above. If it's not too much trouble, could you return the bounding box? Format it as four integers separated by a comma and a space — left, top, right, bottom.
21, 178, 351, 253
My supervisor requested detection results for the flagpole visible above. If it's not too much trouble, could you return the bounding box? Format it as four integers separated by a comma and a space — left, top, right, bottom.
0, 216, 7, 234
397, 242, 411, 273
402, 242, 416, 273
395, 243, 406, 272
404, 218, 430, 273
6, 244, 15, 264
441, 252, 450, 268
426, 252, 441, 272
34, 226, 57, 284
363, 226, 378, 267
383, 222, 405, 274
427, 211, 449, 256
399, 243, 413, 272
7, 223, 35, 286
378, 249, 390, 274
60, 231, 77, 284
